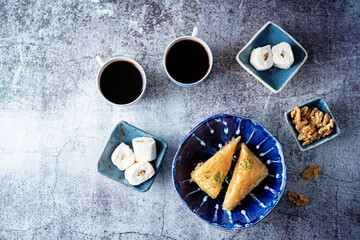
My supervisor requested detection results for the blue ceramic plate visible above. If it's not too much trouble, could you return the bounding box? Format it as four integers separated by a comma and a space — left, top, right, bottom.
172, 114, 286, 229
236, 21, 308, 93
98, 121, 167, 192
284, 97, 340, 151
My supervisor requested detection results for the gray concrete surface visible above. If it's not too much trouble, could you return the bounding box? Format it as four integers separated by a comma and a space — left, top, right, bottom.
0, 0, 359, 239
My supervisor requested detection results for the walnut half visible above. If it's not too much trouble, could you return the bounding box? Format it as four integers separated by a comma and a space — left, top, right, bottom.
288, 192, 309, 206
301, 166, 321, 179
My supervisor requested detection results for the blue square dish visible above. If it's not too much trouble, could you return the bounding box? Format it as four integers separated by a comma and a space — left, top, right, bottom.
172, 114, 286, 229
98, 121, 167, 192
284, 97, 340, 151
236, 21, 308, 93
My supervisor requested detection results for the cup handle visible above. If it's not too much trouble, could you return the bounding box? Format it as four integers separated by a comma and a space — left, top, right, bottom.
95, 56, 105, 66
192, 27, 198, 37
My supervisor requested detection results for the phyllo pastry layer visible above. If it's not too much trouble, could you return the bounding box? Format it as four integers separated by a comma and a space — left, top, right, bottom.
191, 136, 241, 199
223, 143, 268, 210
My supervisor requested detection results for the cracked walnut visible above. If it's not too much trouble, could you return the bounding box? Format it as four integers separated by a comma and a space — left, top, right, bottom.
288, 192, 309, 206
302, 166, 321, 179
290, 106, 335, 146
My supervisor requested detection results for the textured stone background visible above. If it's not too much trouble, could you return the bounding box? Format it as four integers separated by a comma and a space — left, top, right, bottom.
0, 0, 359, 239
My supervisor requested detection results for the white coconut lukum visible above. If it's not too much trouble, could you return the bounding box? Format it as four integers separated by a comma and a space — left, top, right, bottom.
132, 137, 157, 162
111, 143, 136, 171
249, 45, 273, 71
125, 162, 155, 185
272, 42, 294, 69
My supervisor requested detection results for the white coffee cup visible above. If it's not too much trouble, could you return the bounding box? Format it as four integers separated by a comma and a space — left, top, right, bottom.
163, 27, 213, 86
95, 56, 146, 106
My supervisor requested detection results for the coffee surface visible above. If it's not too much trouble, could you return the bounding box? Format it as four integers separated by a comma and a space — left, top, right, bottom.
166, 40, 209, 84
100, 61, 143, 104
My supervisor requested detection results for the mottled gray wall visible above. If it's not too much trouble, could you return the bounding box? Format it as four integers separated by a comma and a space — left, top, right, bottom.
0, 0, 359, 239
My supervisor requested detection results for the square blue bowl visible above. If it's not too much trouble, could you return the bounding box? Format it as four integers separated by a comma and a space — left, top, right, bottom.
236, 21, 308, 93
284, 97, 340, 151
98, 121, 167, 192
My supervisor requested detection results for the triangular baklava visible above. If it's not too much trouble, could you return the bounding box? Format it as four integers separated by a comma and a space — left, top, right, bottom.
191, 136, 241, 199
223, 143, 268, 210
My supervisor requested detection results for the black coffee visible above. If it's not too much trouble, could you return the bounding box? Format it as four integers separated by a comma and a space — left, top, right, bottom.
165, 40, 210, 84
100, 61, 143, 104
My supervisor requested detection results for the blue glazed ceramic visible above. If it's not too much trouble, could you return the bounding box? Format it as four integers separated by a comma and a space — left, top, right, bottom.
284, 97, 340, 151
172, 114, 286, 229
236, 21, 308, 93
98, 121, 167, 192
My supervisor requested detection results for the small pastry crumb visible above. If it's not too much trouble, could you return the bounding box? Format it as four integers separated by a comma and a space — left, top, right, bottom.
301, 166, 321, 179
288, 192, 309, 206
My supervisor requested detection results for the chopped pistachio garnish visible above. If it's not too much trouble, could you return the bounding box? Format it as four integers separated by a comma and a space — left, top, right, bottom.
208, 173, 223, 187
240, 158, 254, 172
214, 173, 222, 184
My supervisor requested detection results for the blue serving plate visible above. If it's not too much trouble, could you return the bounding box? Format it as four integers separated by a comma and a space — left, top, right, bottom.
98, 121, 167, 192
236, 21, 308, 93
172, 114, 286, 229
284, 97, 340, 151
